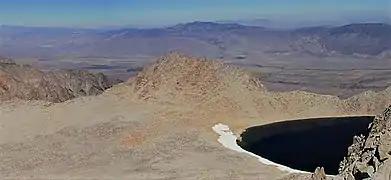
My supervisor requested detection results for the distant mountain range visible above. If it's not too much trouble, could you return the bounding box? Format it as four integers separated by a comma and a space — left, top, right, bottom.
0, 22, 390, 59
217, 11, 391, 29
217, 17, 391, 30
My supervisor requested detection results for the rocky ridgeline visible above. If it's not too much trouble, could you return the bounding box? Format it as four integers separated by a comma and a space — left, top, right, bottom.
0, 57, 112, 102
333, 105, 391, 180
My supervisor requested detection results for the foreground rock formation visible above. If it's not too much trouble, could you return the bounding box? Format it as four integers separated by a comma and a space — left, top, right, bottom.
0, 52, 391, 180
0, 57, 111, 102
337, 105, 391, 180
312, 167, 327, 180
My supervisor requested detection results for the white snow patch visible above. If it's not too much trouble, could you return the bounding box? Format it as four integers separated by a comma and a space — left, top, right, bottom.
212, 123, 311, 174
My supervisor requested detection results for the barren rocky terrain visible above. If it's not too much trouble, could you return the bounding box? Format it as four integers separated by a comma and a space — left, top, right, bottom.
0, 57, 112, 102
1, 53, 391, 179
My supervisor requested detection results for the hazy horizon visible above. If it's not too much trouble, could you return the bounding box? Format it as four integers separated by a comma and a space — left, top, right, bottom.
0, 0, 389, 28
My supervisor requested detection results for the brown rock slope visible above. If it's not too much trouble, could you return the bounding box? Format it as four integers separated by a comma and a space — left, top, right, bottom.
0, 57, 111, 102
0, 52, 391, 180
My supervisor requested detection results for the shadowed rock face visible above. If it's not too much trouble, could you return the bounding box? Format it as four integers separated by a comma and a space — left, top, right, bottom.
238, 116, 374, 175
0, 57, 112, 102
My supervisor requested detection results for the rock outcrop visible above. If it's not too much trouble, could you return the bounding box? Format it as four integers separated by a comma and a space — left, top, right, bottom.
337, 105, 391, 180
0, 58, 111, 102
312, 167, 327, 180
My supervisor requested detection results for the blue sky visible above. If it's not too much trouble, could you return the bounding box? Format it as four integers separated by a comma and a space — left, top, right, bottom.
0, 0, 389, 27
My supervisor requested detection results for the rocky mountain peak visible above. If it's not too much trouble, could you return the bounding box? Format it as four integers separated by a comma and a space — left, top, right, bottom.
129, 52, 265, 102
